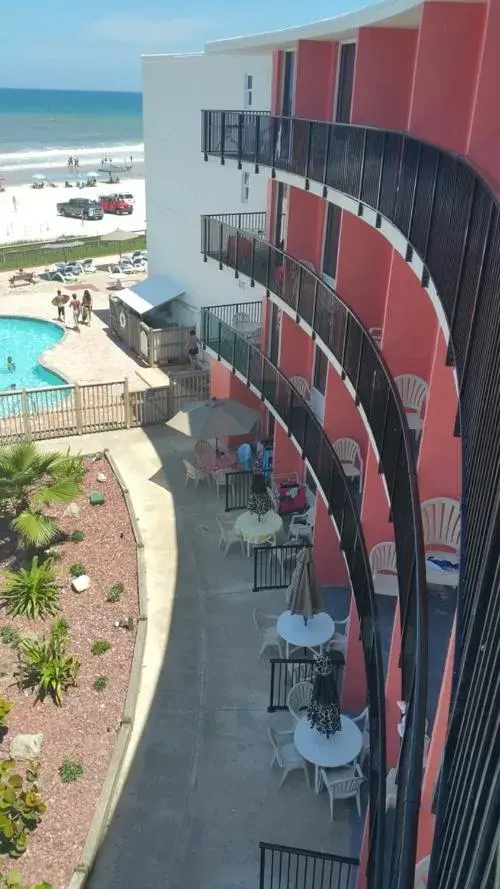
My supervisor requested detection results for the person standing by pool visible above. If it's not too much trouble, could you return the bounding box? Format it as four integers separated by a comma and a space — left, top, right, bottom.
82, 289, 93, 325
55, 289, 66, 322
70, 294, 81, 330
6, 356, 16, 373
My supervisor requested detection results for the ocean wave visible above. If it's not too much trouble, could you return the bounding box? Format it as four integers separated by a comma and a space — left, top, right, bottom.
0, 143, 144, 171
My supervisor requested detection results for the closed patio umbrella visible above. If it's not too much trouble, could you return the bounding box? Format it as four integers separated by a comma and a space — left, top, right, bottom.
287, 546, 324, 621
307, 654, 342, 738
167, 397, 260, 446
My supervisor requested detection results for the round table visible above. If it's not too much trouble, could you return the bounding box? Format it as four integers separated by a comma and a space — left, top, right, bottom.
294, 715, 363, 792
234, 510, 283, 556
277, 610, 335, 658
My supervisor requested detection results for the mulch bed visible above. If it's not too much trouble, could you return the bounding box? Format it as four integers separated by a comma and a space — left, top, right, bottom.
0, 454, 139, 888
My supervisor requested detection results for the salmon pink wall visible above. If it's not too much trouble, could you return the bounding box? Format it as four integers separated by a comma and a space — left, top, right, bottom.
336, 212, 392, 330
210, 359, 232, 398
273, 422, 304, 478
351, 27, 417, 129
467, 0, 500, 183
285, 187, 325, 270
294, 40, 338, 120
278, 312, 314, 382
381, 250, 437, 379
417, 333, 461, 502
313, 495, 349, 586
408, 2, 485, 153
323, 365, 368, 460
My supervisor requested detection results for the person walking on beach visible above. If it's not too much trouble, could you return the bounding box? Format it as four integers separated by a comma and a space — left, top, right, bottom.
74, 156, 79, 170
12, 195, 17, 212
82, 289, 92, 325
70, 294, 81, 330
68, 156, 73, 169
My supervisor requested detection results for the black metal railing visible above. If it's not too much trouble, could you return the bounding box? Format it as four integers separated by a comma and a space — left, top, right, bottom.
225, 469, 252, 511
205, 299, 262, 331
203, 110, 500, 889
259, 842, 358, 889
202, 218, 426, 889
268, 653, 344, 712
202, 307, 386, 887
253, 543, 304, 591
207, 210, 266, 236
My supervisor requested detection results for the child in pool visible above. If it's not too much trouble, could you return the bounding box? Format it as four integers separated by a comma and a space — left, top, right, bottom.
6, 356, 15, 372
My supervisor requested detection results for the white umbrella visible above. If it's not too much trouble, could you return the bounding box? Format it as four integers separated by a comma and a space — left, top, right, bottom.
167, 397, 260, 447
32, 173, 46, 181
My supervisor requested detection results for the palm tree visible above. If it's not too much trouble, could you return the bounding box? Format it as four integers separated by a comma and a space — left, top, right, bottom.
0, 442, 85, 548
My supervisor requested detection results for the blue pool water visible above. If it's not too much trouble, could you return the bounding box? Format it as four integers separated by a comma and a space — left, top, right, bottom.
0, 316, 67, 416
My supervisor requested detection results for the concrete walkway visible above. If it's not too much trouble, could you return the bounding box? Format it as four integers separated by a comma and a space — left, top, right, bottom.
40, 427, 352, 889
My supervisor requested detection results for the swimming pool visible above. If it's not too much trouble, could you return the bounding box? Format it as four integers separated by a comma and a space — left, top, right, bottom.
0, 316, 67, 417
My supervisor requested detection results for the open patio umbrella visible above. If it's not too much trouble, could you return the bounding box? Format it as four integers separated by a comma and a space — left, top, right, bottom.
32, 173, 46, 181
287, 546, 324, 621
100, 228, 139, 258
307, 654, 342, 738
167, 397, 260, 449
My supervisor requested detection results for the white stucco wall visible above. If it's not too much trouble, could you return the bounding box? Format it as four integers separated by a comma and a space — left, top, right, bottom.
142, 50, 272, 327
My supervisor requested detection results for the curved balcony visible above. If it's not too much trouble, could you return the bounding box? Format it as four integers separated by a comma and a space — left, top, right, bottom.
201, 303, 386, 887
202, 112, 500, 889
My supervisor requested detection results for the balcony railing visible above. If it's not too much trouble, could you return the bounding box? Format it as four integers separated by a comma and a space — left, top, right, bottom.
259, 842, 358, 889
201, 305, 386, 888
202, 217, 426, 889
208, 210, 266, 237
253, 543, 304, 591
268, 653, 344, 712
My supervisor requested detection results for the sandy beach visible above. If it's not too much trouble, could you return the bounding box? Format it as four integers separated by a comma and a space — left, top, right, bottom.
0, 176, 146, 244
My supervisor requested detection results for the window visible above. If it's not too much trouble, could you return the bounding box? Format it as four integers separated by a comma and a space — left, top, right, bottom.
244, 74, 253, 108
335, 43, 356, 124
313, 347, 328, 396
322, 204, 341, 282
241, 171, 250, 203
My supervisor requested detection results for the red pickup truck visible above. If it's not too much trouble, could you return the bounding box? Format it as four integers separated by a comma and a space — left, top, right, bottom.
99, 195, 133, 215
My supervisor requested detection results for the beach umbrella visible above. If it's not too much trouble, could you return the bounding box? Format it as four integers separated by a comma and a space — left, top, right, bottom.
85, 171, 99, 179
307, 654, 342, 738
44, 240, 85, 262
100, 228, 139, 258
167, 397, 260, 447
287, 546, 324, 620
32, 173, 46, 181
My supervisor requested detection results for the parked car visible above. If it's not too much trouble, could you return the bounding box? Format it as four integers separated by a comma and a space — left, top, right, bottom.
111, 192, 135, 205
99, 195, 134, 215
56, 198, 103, 220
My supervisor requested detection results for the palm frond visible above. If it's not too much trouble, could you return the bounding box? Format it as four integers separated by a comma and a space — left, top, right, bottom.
31, 477, 81, 507
11, 511, 58, 549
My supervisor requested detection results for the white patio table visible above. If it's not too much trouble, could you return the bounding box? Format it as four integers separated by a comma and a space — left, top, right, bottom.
277, 610, 334, 658
294, 715, 363, 793
234, 510, 283, 556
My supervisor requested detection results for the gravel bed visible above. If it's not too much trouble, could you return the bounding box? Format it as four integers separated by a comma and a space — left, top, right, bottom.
0, 454, 139, 888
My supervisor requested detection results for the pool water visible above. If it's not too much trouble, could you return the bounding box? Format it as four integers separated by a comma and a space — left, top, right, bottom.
0, 316, 67, 416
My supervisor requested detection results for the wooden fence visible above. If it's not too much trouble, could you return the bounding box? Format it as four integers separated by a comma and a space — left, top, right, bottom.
0, 372, 210, 444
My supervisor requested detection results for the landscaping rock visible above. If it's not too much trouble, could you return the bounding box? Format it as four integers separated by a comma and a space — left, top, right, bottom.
63, 502, 80, 518
10, 732, 44, 760
97, 472, 107, 483
90, 491, 105, 506
72, 574, 91, 593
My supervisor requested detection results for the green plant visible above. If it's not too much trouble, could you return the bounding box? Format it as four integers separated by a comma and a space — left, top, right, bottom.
69, 530, 84, 543
2, 557, 59, 620
58, 759, 83, 784
0, 869, 51, 889
0, 698, 12, 728
0, 443, 85, 549
0, 628, 21, 648
69, 563, 86, 578
106, 582, 124, 603
0, 759, 46, 858
91, 640, 110, 656
24, 762, 39, 784
92, 676, 108, 693
17, 620, 79, 705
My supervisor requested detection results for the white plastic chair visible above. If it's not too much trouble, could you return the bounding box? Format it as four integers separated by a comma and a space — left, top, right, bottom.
386, 767, 398, 809
253, 608, 283, 659
182, 458, 210, 490
232, 311, 251, 330
212, 468, 228, 498
268, 727, 310, 788
288, 506, 314, 543
327, 615, 351, 656
320, 762, 365, 819
422, 497, 460, 587
290, 375, 312, 404
216, 515, 245, 556
395, 374, 428, 436
352, 707, 370, 763
369, 327, 383, 347
369, 542, 399, 596
286, 681, 314, 722
333, 438, 364, 494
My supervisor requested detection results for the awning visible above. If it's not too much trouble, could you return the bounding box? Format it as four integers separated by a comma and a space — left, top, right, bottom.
118, 275, 185, 317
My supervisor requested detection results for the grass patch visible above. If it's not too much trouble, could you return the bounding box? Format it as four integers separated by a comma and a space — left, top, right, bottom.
58, 759, 84, 784
70, 530, 84, 543
0, 626, 21, 647
106, 582, 124, 603
91, 640, 111, 656
0, 233, 146, 273
69, 563, 86, 577
92, 676, 108, 693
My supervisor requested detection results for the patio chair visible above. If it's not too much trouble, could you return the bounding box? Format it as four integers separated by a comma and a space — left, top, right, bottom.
182, 458, 210, 490
333, 438, 364, 495
290, 375, 312, 404
352, 707, 370, 764
320, 763, 365, 819
369, 542, 399, 596
268, 727, 310, 789
326, 615, 351, 657
287, 680, 314, 722
386, 767, 398, 809
395, 374, 428, 438
232, 311, 251, 331
212, 468, 228, 498
288, 506, 314, 544
194, 439, 214, 460
252, 608, 283, 659
369, 327, 383, 348
421, 497, 460, 588
216, 515, 245, 556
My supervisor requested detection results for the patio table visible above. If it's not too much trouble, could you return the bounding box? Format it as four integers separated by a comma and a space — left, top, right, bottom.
197, 451, 238, 472
234, 510, 283, 556
277, 610, 335, 658
294, 715, 363, 793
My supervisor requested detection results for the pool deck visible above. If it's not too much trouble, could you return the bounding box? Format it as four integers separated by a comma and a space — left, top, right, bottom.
0, 262, 169, 390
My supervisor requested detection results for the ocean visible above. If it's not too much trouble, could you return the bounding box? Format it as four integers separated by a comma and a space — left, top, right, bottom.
0, 88, 144, 185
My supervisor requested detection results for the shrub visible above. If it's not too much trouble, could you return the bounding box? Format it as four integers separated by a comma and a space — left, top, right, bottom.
69, 563, 86, 578
91, 640, 110, 656
58, 760, 83, 784
0, 759, 46, 858
0, 698, 12, 728
92, 676, 108, 693
106, 582, 124, 603
69, 530, 84, 543
25, 762, 39, 784
0, 870, 52, 889
0, 628, 21, 648
17, 620, 79, 705
2, 557, 59, 620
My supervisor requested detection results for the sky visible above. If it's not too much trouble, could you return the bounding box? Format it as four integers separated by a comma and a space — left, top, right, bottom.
0, 0, 374, 92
